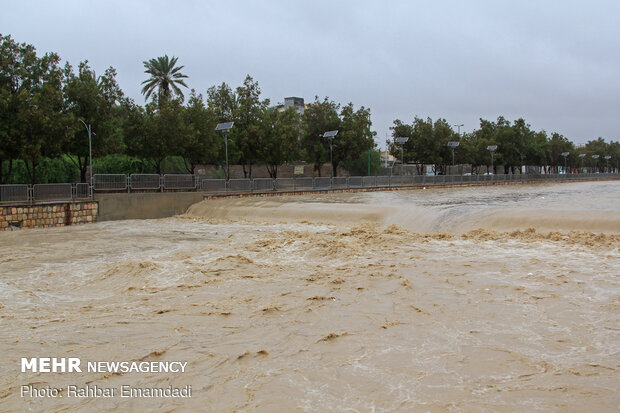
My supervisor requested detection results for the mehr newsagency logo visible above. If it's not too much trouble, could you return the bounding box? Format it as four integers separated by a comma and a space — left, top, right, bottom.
20, 357, 192, 399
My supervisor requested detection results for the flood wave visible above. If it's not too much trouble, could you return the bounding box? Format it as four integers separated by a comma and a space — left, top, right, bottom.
186, 181, 620, 234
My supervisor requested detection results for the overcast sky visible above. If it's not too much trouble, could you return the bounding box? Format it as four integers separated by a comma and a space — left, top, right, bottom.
3, 0, 619, 148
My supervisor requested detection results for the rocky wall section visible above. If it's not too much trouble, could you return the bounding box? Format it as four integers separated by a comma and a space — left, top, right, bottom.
0, 201, 98, 231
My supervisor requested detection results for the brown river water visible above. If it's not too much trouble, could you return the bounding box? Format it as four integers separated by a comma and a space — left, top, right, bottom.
1, 181, 619, 412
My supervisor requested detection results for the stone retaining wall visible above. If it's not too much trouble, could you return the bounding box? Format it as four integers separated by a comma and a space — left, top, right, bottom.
0, 201, 98, 231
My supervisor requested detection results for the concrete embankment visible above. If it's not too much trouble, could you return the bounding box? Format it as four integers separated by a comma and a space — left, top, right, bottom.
99, 176, 620, 221
95, 192, 203, 221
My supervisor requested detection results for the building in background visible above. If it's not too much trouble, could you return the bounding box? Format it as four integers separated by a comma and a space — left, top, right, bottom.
380, 151, 396, 167
282, 97, 305, 114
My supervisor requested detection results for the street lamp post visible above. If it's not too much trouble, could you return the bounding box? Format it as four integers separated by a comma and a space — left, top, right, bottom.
516, 150, 525, 174
447, 141, 460, 174
394, 137, 409, 176
323, 130, 339, 178
561, 152, 570, 174
579, 153, 586, 173
592, 154, 599, 173
487, 145, 497, 174
79, 120, 93, 187
453, 124, 464, 136
604, 155, 611, 173
215, 122, 234, 180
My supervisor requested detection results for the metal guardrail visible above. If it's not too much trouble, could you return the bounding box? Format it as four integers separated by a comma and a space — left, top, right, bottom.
295, 177, 314, 190
390, 176, 406, 186
1, 173, 617, 204
0, 184, 29, 204
1, 183, 94, 204
253, 178, 274, 192
75, 183, 91, 199
33, 184, 73, 202
275, 178, 295, 191
94, 174, 127, 191
130, 174, 160, 190
200, 179, 227, 193
164, 174, 196, 190
313, 177, 332, 189
377, 176, 390, 186
228, 179, 252, 192
93, 174, 617, 193
332, 177, 348, 189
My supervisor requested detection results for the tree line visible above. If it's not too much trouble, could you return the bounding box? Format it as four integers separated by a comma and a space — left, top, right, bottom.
389, 117, 619, 175
0, 34, 375, 184
1, 33, 618, 185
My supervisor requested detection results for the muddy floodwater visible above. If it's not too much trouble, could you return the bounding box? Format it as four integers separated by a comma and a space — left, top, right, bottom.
1, 181, 619, 412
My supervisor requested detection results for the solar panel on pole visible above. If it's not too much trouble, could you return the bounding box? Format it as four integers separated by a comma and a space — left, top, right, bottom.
447, 142, 460, 170
215, 122, 234, 180
216, 122, 234, 131
561, 152, 570, 173
394, 137, 408, 175
487, 146, 497, 174
323, 130, 339, 178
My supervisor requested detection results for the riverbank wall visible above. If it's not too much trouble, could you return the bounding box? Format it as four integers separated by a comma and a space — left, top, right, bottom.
95, 192, 204, 221
0, 201, 98, 231
1, 175, 618, 229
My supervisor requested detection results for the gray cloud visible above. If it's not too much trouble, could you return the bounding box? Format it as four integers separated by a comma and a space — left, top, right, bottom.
2, 0, 619, 147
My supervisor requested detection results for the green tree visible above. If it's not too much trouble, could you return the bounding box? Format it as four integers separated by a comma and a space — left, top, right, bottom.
206, 82, 236, 121
332, 103, 375, 176
583, 137, 617, 172
344, 149, 381, 176
124, 97, 186, 174
259, 106, 302, 178
5, 41, 74, 184
301, 97, 340, 176
526, 130, 550, 172
389, 120, 417, 172
63, 61, 124, 182
607, 141, 620, 172
509, 118, 535, 172
233, 75, 269, 178
547, 132, 574, 172
182, 90, 220, 174
390, 117, 457, 175
494, 117, 517, 173
141, 55, 188, 103
206, 81, 239, 174
0, 34, 43, 183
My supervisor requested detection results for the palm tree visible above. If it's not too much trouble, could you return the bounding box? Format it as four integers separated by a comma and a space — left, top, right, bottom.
141, 55, 188, 102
